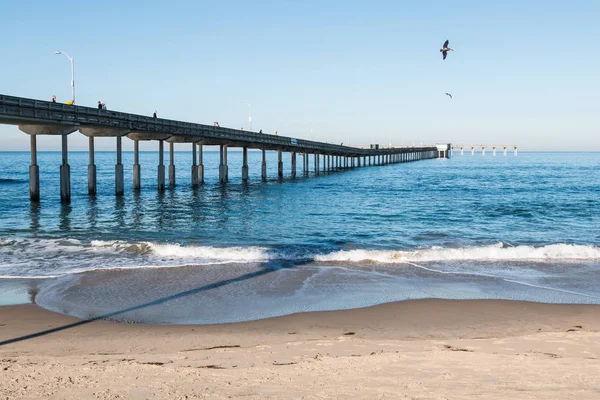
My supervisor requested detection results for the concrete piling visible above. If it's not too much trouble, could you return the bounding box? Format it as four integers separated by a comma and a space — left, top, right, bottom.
59, 134, 70, 203
277, 150, 283, 178
261, 149, 267, 180
291, 152, 296, 178
115, 136, 124, 196
169, 142, 176, 187
88, 136, 96, 195
29, 134, 39, 201
198, 143, 204, 184
191, 142, 198, 186
133, 140, 141, 190
219, 145, 228, 183
158, 140, 165, 190
242, 147, 249, 181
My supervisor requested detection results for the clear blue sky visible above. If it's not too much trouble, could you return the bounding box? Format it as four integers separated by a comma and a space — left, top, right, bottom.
1, 0, 599, 151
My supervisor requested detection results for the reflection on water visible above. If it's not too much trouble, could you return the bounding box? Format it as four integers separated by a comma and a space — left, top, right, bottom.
29, 202, 40, 232
59, 204, 72, 231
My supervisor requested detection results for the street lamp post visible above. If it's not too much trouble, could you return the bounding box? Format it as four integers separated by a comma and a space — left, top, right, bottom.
242, 101, 252, 131
54, 51, 74, 104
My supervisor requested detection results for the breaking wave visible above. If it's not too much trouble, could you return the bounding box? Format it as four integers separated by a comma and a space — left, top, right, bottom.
315, 243, 600, 263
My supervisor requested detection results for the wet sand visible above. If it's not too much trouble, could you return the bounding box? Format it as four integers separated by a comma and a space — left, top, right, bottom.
1, 299, 600, 399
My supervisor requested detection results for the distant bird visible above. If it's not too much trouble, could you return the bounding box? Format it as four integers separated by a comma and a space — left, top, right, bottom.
340, 142, 344, 146
445, 93, 452, 99
440, 40, 454, 60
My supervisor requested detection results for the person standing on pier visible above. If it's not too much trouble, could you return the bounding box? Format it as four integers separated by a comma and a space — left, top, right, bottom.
153, 110, 157, 119
51, 95, 56, 103
102, 103, 106, 110
98, 101, 103, 110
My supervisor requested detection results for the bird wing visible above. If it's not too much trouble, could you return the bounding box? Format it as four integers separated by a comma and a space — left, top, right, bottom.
448, 94, 452, 98
442, 51, 447, 60
443, 40, 449, 48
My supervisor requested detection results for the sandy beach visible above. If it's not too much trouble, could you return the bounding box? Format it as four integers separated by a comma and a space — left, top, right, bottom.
1, 299, 599, 399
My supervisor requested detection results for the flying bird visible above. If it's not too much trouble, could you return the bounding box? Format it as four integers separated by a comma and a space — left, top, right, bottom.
440, 40, 454, 60
445, 93, 452, 99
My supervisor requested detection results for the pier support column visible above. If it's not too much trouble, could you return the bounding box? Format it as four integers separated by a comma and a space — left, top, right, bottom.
60, 134, 70, 203
87, 136, 97, 195
277, 150, 283, 178
242, 147, 249, 181
261, 149, 267, 180
158, 140, 165, 190
219, 145, 228, 183
191, 142, 198, 187
169, 142, 176, 187
115, 136, 124, 196
197, 144, 204, 184
291, 152, 297, 178
357, 156, 361, 167
29, 135, 40, 201
303, 153, 308, 175
327, 155, 330, 171
133, 140, 141, 190
314, 154, 318, 175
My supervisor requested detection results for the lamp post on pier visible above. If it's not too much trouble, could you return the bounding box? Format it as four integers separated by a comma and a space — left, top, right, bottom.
54, 50, 75, 104
242, 101, 252, 131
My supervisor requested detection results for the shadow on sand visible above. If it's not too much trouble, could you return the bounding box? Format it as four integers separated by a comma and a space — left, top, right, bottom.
0, 260, 295, 347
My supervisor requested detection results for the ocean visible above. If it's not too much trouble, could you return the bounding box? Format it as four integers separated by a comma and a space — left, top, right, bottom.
1, 150, 599, 324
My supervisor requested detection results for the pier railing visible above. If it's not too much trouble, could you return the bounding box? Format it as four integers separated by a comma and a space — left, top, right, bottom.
0, 94, 432, 157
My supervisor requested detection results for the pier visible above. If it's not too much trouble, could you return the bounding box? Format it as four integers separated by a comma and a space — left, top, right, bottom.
451, 145, 518, 157
0, 94, 440, 203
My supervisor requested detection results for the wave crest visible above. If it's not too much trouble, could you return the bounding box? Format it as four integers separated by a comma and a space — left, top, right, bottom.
315, 243, 600, 263
90, 240, 271, 262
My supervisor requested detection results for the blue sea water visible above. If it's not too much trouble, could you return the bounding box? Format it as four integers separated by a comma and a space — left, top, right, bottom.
0, 150, 599, 324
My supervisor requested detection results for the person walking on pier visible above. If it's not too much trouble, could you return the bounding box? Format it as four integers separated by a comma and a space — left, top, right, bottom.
153, 110, 157, 119
51, 95, 56, 103
98, 101, 103, 110
102, 103, 106, 110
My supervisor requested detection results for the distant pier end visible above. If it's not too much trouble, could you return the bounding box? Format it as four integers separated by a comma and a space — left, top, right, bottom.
436, 143, 451, 159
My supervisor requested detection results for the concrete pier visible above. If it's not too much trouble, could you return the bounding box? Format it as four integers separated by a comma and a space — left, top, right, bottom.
29, 134, 39, 201
242, 147, 249, 181
277, 150, 283, 178
219, 145, 228, 183
115, 136, 124, 196
88, 136, 96, 195
303, 153, 308, 175
158, 140, 165, 190
191, 143, 198, 186
133, 140, 141, 190
60, 134, 70, 203
169, 142, 176, 187
1, 95, 442, 200
197, 143, 204, 184
261, 149, 267, 180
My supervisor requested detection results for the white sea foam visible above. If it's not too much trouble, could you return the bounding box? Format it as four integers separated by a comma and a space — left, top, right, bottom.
314, 243, 600, 263
90, 240, 272, 262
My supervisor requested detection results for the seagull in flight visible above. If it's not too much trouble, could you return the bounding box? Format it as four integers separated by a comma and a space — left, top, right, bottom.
440, 40, 454, 60
445, 93, 452, 99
